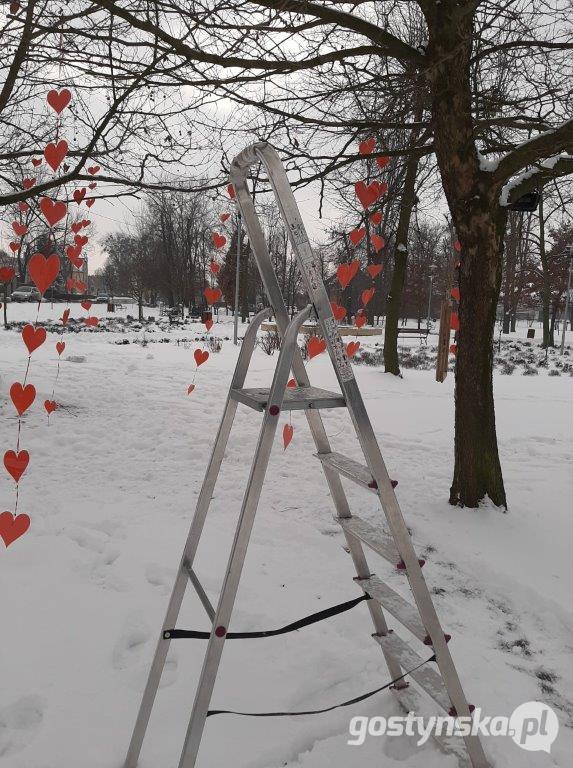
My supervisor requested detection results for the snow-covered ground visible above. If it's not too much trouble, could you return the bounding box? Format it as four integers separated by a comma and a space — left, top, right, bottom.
1, 304, 572, 768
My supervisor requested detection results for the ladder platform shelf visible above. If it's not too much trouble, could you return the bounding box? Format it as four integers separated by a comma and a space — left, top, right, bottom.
123, 141, 491, 768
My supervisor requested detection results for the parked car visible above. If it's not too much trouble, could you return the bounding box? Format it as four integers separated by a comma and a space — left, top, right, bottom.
10, 285, 41, 302
95, 293, 109, 303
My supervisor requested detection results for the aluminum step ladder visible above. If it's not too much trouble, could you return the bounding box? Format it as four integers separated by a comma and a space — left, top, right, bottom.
123, 142, 490, 768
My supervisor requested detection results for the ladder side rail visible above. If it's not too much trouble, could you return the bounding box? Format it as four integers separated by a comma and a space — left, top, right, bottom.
124, 307, 271, 768
248, 144, 489, 768
230, 162, 405, 682
178, 305, 314, 768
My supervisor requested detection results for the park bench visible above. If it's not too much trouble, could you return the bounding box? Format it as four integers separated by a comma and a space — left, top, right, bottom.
397, 326, 430, 343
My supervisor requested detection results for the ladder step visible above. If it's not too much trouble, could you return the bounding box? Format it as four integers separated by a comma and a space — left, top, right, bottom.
315, 451, 398, 489
374, 631, 451, 712
355, 574, 427, 643
339, 515, 401, 567
231, 385, 345, 412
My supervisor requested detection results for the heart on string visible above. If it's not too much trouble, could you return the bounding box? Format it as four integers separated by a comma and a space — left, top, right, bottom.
449, 344, 457, 355
10, 382, 36, 416
28, 252, 60, 294
12, 221, 27, 237
0, 266, 16, 283
81, 301, 92, 311
371, 234, 385, 253
204, 319, 213, 331
209, 261, 220, 274
194, 349, 209, 367
346, 341, 360, 359
87, 166, 100, 175
361, 287, 375, 306
47, 88, 71, 114
287, 378, 297, 388
71, 222, 83, 233
355, 180, 381, 209
367, 264, 383, 279
330, 302, 346, 322
31, 158, 42, 167
86, 198, 95, 208
283, 423, 294, 450
56, 341, 65, 356
44, 399, 57, 414
40, 198, 67, 226
84, 316, 98, 327
450, 313, 459, 331
88, 182, 97, 190
0, 512, 30, 548
358, 137, 376, 155
4, 449, 29, 483
22, 324, 47, 354
9, 242, 20, 253
451, 287, 460, 302
61, 309, 70, 325
18, 201, 29, 212
227, 183, 236, 199
74, 235, 88, 248
453, 240, 462, 252
44, 140, 68, 171
220, 213, 231, 223
81, 219, 91, 227
66, 247, 84, 270
73, 188, 86, 204
23, 177, 36, 190
204, 287, 222, 305
76, 281, 87, 293
349, 228, 366, 246
336, 260, 360, 289
376, 155, 390, 169
370, 211, 383, 226
355, 311, 367, 329
187, 384, 195, 394
212, 233, 226, 249
307, 336, 327, 360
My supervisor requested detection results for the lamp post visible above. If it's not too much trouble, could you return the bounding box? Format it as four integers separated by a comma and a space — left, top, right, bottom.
560, 245, 573, 355
426, 265, 437, 331
233, 211, 241, 346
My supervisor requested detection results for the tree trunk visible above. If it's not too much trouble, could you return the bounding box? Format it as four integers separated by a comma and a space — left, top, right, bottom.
538, 192, 552, 347
383, 152, 420, 374
138, 294, 144, 321
3, 284, 8, 328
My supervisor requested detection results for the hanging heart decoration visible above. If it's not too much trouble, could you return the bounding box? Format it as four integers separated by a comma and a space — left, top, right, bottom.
354, 180, 381, 209
330, 301, 347, 321
287, 378, 297, 388
86, 198, 95, 208
61, 308, 70, 325
355, 311, 367, 329
358, 137, 376, 155
47, 88, 71, 114
73, 188, 86, 204
39, 198, 67, 226
87, 165, 100, 175
336, 260, 360, 289
453, 240, 462, 252
451, 287, 460, 302
376, 156, 390, 169
367, 264, 383, 279
43, 139, 68, 171
212, 233, 227, 249
361, 287, 375, 306
349, 228, 366, 246
227, 183, 236, 199
3, 450, 30, 483
307, 336, 327, 359
370, 212, 383, 226
12, 221, 28, 237
88, 182, 97, 190
28, 252, 60, 295
9, 242, 20, 253
56, 341, 66, 356
84, 316, 99, 327
282, 423, 294, 450
74, 234, 88, 248
371, 234, 385, 253
22, 324, 47, 354
209, 261, 220, 274
22, 177, 36, 189
194, 349, 209, 367
187, 384, 196, 395
220, 213, 231, 223
346, 341, 360, 359
0, 512, 31, 548
71, 222, 83, 233
449, 344, 457, 355
204, 318, 213, 331
450, 313, 460, 331
204, 287, 222, 305
44, 400, 58, 414
31, 158, 42, 167
10, 383, 36, 416
0, 266, 16, 283
19, 202, 29, 212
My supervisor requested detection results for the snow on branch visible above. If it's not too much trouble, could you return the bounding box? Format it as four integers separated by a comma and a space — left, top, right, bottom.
500, 154, 573, 207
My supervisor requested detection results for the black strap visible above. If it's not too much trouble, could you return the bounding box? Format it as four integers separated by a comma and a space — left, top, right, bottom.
207, 653, 437, 718
164, 593, 370, 640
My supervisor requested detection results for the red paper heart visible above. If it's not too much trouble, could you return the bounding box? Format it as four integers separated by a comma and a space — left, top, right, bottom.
4, 449, 29, 483
227, 183, 236, 199
76, 281, 87, 293
307, 336, 327, 360
9, 242, 20, 253
451, 287, 460, 302
31, 158, 42, 167
337, 260, 360, 289
194, 349, 209, 367
22, 177, 36, 189
61, 309, 70, 325
86, 198, 95, 208
71, 222, 83, 233
10, 382, 36, 415
376, 155, 390, 169
66, 246, 84, 269
81, 300, 92, 311
220, 213, 231, 223
84, 316, 98, 327
0, 266, 15, 283
82, 219, 90, 227
187, 384, 196, 394
47, 88, 71, 114
355, 311, 367, 329
212, 232, 226, 249
449, 344, 457, 355
283, 423, 294, 450
87, 165, 100, 175
0, 512, 30, 547
44, 140, 68, 171
330, 302, 346, 321
66, 278, 76, 292
56, 341, 66, 356
44, 399, 58, 414
204, 318, 213, 331
355, 180, 381, 209
358, 137, 376, 155
18, 201, 29, 212
453, 240, 462, 253
371, 234, 385, 253
346, 341, 360, 359
74, 235, 88, 248
40, 198, 67, 226
204, 287, 222, 305
370, 212, 383, 226
287, 378, 296, 388
367, 264, 383, 279
450, 313, 459, 331
28, 252, 60, 294
12, 221, 27, 237
73, 188, 86, 204
349, 227, 366, 246
22, 324, 47, 354
88, 182, 97, 190
209, 261, 221, 274
361, 287, 375, 306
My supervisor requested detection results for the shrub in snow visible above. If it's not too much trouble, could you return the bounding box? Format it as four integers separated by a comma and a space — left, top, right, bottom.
522, 365, 538, 376
548, 369, 561, 376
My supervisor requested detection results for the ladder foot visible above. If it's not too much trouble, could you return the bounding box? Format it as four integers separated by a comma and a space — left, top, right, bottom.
424, 632, 451, 646
449, 704, 475, 717
397, 558, 425, 570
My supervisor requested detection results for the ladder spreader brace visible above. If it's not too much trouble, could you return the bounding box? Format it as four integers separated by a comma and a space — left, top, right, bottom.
123, 142, 491, 768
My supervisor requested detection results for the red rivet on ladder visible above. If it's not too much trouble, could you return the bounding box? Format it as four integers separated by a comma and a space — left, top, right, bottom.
215, 626, 226, 637
449, 704, 475, 717
391, 479, 398, 488
396, 558, 425, 570
269, 405, 280, 416
424, 632, 451, 646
